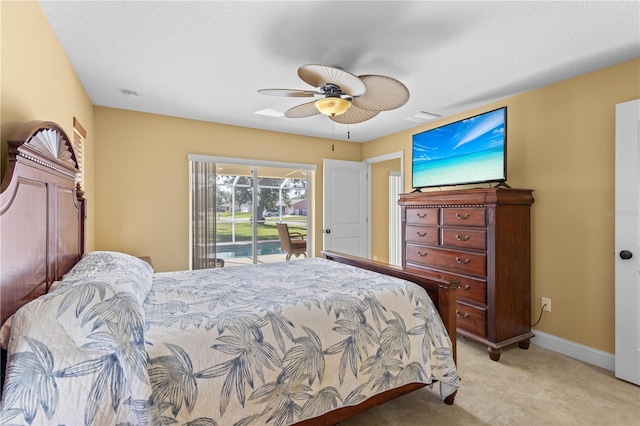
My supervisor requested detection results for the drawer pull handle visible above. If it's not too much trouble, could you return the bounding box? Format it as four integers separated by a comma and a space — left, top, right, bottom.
416, 212, 427, 218
459, 284, 471, 290
455, 234, 470, 241
417, 251, 428, 257
456, 310, 470, 319
416, 231, 427, 237
455, 213, 470, 220
455, 257, 470, 264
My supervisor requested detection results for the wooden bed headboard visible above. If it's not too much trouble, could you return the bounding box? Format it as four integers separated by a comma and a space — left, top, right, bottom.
0, 121, 85, 326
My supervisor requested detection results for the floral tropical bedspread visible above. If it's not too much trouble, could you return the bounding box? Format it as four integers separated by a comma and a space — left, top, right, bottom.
1, 251, 459, 425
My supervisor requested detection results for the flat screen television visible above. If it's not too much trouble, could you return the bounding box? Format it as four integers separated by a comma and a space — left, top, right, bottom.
411, 107, 507, 189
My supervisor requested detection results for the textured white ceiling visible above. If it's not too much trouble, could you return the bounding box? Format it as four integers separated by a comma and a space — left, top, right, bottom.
38, 1, 639, 142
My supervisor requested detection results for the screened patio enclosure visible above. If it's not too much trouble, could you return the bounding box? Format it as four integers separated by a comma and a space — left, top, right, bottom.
190, 156, 313, 268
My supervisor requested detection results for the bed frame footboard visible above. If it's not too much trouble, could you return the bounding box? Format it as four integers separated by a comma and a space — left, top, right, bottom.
321, 250, 458, 362
290, 251, 460, 425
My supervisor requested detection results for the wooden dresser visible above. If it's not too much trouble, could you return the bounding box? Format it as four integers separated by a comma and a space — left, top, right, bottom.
398, 187, 534, 361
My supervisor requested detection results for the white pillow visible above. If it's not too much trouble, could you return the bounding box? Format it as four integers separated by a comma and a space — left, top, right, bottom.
61, 251, 154, 303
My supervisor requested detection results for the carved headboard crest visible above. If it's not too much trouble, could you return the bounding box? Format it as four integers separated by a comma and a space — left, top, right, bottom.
3, 121, 79, 191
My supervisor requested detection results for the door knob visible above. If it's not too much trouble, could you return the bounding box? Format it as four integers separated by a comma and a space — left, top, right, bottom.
325, 229, 331, 234
620, 250, 633, 260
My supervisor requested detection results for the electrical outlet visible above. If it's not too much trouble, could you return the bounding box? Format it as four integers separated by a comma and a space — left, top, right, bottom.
541, 297, 551, 312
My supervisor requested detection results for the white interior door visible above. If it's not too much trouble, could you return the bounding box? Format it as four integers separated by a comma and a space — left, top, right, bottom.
323, 159, 367, 256
615, 98, 640, 386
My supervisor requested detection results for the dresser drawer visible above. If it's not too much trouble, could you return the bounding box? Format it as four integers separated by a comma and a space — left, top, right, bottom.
406, 208, 439, 225
411, 266, 487, 304
405, 225, 439, 245
442, 207, 486, 227
406, 244, 487, 277
442, 227, 486, 250
456, 302, 487, 337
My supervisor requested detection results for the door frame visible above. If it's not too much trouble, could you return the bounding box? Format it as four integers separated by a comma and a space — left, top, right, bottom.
364, 151, 404, 259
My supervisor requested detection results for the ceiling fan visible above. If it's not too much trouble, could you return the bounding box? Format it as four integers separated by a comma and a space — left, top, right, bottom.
258, 64, 410, 124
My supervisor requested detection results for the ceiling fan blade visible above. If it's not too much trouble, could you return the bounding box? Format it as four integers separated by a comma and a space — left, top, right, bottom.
298, 64, 366, 97
258, 89, 319, 97
329, 105, 380, 124
285, 101, 322, 118
352, 75, 410, 111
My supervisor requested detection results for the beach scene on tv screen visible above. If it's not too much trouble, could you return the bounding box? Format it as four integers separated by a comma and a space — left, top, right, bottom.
413, 108, 505, 188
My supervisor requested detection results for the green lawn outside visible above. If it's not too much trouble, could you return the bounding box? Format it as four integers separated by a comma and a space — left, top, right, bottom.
213, 215, 307, 242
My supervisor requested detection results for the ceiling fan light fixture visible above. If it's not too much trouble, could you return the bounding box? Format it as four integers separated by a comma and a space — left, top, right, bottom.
315, 97, 351, 117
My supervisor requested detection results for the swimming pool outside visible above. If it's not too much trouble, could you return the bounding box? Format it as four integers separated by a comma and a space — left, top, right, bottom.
212, 240, 284, 259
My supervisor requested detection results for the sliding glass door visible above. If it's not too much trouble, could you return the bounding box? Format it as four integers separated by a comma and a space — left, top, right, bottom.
190, 156, 313, 268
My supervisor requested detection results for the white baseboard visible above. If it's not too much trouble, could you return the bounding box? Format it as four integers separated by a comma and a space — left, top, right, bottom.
531, 329, 615, 372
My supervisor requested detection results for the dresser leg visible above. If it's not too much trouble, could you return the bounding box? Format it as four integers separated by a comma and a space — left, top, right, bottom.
487, 346, 501, 361
518, 338, 531, 350
444, 390, 457, 405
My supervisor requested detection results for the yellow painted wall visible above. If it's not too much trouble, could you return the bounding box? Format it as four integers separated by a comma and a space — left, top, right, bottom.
0, 1, 96, 250
370, 159, 401, 262
93, 107, 361, 272
363, 58, 640, 353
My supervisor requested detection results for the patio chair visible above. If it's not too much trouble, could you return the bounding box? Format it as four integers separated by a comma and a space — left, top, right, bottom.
206, 258, 225, 268
276, 223, 307, 260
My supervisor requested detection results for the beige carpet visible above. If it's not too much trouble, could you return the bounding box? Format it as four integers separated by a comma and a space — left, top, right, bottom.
341, 336, 640, 425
